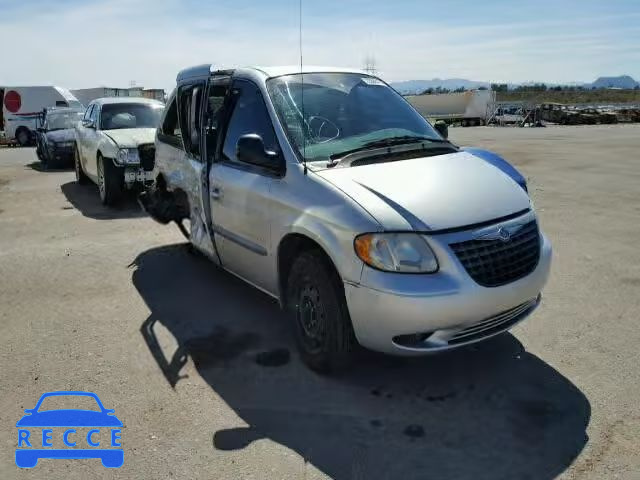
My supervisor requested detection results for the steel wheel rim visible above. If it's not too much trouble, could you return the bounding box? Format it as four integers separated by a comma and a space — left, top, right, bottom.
296, 285, 326, 353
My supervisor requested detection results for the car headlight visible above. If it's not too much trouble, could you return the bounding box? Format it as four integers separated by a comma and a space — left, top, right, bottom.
354, 233, 438, 273
117, 148, 139, 165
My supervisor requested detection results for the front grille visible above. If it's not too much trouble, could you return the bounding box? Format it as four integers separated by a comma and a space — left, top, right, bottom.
138, 144, 155, 171
450, 220, 540, 287
448, 297, 538, 345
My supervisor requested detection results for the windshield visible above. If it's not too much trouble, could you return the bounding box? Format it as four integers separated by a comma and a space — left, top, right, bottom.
266, 72, 442, 163
46, 112, 83, 131
100, 103, 163, 130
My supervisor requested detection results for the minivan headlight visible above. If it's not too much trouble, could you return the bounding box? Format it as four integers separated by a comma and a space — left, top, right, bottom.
354, 233, 438, 273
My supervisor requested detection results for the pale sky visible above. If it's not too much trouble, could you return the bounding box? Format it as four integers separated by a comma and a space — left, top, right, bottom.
1, 0, 638, 92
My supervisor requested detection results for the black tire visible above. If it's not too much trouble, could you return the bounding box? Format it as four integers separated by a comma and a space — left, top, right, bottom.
16, 128, 31, 147
74, 145, 89, 184
286, 250, 355, 373
39, 147, 48, 170
97, 154, 124, 206
35, 140, 44, 160
45, 147, 59, 170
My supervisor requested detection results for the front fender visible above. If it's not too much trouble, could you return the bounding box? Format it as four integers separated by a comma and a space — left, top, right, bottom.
98, 134, 119, 159
283, 220, 364, 286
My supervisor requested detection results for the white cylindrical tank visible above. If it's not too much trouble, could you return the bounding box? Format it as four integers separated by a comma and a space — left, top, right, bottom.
406, 90, 495, 121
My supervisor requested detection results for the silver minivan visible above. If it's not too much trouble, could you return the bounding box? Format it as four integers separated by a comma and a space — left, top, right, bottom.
143, 65, 552, 372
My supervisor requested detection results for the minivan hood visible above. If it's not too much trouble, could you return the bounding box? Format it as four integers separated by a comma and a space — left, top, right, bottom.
103, 128, 156, 148
315, 151, 531, 231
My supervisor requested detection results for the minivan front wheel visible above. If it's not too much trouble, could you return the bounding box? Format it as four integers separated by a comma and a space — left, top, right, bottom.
286, 250, 355, 373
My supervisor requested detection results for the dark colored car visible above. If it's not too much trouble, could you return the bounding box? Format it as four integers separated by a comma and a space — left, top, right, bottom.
36, 107, 84, 169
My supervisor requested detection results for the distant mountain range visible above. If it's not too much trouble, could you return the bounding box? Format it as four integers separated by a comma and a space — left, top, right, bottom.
391, 75, 639, 94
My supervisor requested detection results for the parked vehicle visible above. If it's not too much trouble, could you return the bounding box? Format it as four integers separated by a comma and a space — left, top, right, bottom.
35, 107, 84, 169
74, 97, 164, 205
493, 105, 526, 125
142, 65, 552, 372
1, 86, 82, 146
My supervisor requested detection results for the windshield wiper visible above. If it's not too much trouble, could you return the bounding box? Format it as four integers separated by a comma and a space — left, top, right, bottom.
327, 135, 452, 167
363, 135, 449, 148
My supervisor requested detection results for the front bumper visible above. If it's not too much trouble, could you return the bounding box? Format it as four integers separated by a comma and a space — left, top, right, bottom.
49, 145, 75, 162
344, 227, 552, 355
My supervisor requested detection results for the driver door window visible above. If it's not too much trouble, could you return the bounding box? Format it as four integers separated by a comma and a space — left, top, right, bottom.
83, 105, 94, 123
221, 80, 280, 168
89, 104, 99, 128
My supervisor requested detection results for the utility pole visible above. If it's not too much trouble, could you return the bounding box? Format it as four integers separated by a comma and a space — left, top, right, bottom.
363, 54, 377, 76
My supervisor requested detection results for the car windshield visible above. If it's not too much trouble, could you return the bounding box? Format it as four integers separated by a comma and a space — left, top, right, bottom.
46, 112, 83, 131
100, 103, 163, 130
266, 72, 442, 164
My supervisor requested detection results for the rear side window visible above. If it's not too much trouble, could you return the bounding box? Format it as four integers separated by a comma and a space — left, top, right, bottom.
205, 82, 229, 162
158, 96, 182, 148
178, 84, 204, 159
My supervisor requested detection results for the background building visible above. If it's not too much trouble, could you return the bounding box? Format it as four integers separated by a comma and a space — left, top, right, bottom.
71, 86, 165, 107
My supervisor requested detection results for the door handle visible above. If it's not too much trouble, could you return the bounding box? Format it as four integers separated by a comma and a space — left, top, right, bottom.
210, 186, 221, 200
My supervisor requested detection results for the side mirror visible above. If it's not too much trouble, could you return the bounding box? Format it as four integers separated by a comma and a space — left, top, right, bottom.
434, 120, 448, 139
82, 119, 95, 129
236, 134, 282, 172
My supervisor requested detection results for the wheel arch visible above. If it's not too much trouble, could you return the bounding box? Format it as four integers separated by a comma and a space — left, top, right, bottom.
15, 126, 31, 145
277, 232, 344, 307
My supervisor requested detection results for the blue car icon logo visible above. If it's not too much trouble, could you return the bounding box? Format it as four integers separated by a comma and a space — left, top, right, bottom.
16, 391, 123, 468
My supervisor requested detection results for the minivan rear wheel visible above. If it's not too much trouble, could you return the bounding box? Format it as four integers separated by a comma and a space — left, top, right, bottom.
286, 250, 355, 373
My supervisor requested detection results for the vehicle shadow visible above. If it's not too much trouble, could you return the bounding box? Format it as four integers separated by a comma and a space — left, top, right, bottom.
25, 161, 73, 172
132, 244, 590, 480
60, 181, 147, 220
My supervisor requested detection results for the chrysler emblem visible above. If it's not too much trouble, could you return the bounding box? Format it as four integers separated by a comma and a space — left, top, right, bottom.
497, 227, 511, 242
474, 223, 524, 242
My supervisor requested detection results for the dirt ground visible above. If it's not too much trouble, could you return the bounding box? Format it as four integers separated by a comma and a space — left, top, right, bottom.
1, 125, 639, 479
